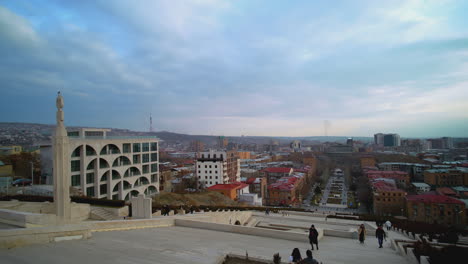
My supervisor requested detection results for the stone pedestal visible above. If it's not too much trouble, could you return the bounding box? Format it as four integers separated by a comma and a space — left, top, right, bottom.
131, 194, 152, 219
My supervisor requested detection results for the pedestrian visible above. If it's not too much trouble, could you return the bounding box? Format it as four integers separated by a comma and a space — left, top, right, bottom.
299, 250, 318, 264
358, 224, 366, 244
190, 205, 194, 214
309, 225, 319, 250
376, 225, 386, 248
385, 220, 392, 231
289, 248, 302, 263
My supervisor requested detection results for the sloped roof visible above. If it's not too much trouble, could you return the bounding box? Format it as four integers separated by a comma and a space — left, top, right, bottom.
263, 167, 292, 173
406, 194, 464, 204
207, 182, 249, 191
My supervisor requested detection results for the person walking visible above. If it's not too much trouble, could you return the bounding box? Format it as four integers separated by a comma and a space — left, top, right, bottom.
299, 250, 319, 264
376, 225, 387, 248
358, 224, 366, 244
385, 220, 392, 231
309, 225, 319, 250
289, 248, 302, 263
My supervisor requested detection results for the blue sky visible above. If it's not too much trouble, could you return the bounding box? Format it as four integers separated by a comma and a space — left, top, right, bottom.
1, 0, 468, 137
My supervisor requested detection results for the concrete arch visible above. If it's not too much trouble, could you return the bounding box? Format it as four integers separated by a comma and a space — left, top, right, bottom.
124, 166, 141, 177
99, 158, 110, 169
85, 145, 97, 156
86, 158, 97, 170
111, 170, 121, 180
134, 176, 150, 187
144, 185, 157, 196
124, 190, 139, 201
112, 156, 131, 167
123, 180, 132, 190
71, 146, 82, 157
112, 181, 121, 192
100, 170, 110, 182
100, 144, 121, 155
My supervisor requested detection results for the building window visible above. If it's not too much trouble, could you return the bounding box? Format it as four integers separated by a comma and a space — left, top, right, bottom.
151, 153, 158, 162
133, 143, 141, 153
71, 147, 81, 157
210, 171, 212, 174
143, 154, 150, 163
86, 172, 94, 184
86, 186, 95, 197
100, 184, 107, 195
123, 144, 131, 153
215, 171, 218, 174
198, 171, 201, 173
209, 165, 212, 168
133, 155, 140, 164
205, 165, 207, 168
101, 174, 107, 182
215, 165, 217, 168
71, 174, 80, 186
216, 176, 218, 179
71, 160, 80, 172
142, 143, 150, 152
143, 165, 149, 174
151, 163, 158, 173
150, 142, 157, 151
210, 176, 212, 179
205, 171, 207, 173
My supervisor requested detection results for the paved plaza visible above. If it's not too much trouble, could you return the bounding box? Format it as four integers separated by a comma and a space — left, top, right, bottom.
1, 224, 409, 264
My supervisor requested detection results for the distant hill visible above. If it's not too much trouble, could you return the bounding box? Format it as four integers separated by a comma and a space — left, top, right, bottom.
0, 122, 377, 147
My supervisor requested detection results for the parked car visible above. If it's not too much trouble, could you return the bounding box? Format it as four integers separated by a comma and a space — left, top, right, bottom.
12, 178, 32, 187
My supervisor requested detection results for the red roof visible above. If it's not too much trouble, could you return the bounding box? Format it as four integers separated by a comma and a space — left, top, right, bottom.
372, 181, 404, 192
406, 194, 464, 204
263, 167, 292, 173
268, 176, 299, 191
245, 178, 257, 184
436, 187, 457, 196
207, 183, 248, 191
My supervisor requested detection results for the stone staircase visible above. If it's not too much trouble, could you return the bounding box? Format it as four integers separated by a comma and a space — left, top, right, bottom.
90, 207, 122, 221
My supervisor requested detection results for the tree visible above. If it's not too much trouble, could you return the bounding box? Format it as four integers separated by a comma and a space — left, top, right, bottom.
314, 185, 321, 195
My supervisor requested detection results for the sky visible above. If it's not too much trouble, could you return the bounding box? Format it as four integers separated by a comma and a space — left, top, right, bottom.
1, 0, 468, 137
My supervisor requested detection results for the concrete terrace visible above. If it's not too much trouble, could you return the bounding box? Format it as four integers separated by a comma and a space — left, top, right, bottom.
0, 212, 411, 264
1, 226, 408, 264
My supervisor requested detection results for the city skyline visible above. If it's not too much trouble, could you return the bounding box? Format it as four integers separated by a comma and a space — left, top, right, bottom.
1, 0, 468, 137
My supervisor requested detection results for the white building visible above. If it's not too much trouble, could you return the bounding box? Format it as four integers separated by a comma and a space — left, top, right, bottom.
412, 182, 431, 194
41, 128, 159, 200
196, 149, 240, 188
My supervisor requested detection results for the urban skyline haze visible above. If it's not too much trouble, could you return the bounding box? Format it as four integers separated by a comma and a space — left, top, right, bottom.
1, 0, 468, 137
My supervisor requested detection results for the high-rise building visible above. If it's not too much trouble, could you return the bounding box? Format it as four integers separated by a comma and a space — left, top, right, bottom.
41, 128, 160, 200
375, 133, 400, 147
196, 150, 240, 188
374, 133, 384, 146
427, 137, 453, 149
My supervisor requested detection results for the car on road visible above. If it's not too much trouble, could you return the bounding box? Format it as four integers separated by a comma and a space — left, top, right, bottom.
12, 178, 32, 187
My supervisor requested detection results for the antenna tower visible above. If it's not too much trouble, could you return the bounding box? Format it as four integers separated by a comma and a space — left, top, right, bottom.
149, 114, 154, 132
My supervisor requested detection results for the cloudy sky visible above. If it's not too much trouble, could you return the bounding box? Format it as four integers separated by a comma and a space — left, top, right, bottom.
1, 0, 467, 137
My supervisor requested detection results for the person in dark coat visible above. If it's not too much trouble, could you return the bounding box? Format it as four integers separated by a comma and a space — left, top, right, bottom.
299, 250, 319, 264
309, 225, 319, 250
375, 225, 387, 248
358, 224, 366, 244
289, 248, 302, 263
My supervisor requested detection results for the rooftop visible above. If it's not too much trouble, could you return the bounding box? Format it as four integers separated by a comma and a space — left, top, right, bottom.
262, 167, 292, 173
207, 182, 248, 191
406, 194, 464, 204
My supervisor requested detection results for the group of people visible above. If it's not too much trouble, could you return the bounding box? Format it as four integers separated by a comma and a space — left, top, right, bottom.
286, 225, 321, 263
357, 223, 388, 248
286, 220, 392, 263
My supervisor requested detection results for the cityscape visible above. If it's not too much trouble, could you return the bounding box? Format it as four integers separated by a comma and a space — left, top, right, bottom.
1, 1, 468, 264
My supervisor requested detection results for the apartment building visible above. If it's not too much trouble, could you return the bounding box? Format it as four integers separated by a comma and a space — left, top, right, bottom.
372, 179, 406, 216
41, 128, 159, 201
424, 167, 468, 186
261, 167, 293, 185
267, 172, 305, 206
406, 193, 465, 227
196, 150, 240, 188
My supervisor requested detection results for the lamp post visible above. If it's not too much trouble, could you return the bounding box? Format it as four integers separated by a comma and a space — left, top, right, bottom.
30, 161, 34, 186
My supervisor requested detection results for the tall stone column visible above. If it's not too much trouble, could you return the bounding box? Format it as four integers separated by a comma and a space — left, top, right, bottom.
53, 92, 72, 222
